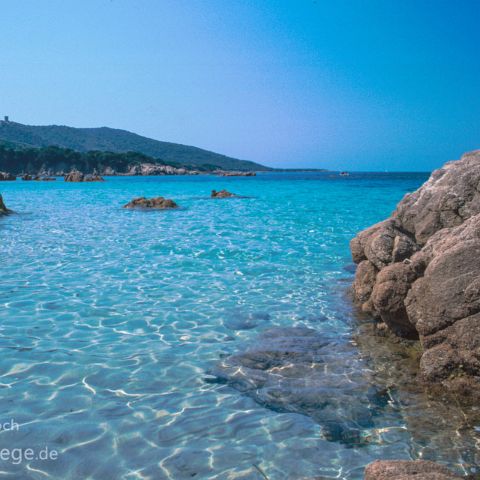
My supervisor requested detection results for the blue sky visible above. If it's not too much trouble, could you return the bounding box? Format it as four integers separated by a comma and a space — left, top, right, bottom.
1, 0, 479, 170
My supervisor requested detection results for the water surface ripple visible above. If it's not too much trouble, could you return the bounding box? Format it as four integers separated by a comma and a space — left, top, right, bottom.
0, 173, 478, 479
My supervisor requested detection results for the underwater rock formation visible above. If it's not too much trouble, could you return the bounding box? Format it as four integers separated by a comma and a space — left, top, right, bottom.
351, 149, 480, 394
123, 196, 178, 210
208, 326, 392, 445
364, 460, 462, 480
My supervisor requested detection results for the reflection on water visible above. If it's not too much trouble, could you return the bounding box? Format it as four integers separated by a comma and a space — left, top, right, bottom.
0, 172, 477, 479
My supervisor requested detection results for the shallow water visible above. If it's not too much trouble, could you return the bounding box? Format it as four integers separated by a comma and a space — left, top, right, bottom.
0, 172, 478, 479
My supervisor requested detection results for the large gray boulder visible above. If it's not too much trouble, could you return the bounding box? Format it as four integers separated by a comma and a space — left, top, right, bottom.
350, 149, 480, 394
395, 150, 480, 245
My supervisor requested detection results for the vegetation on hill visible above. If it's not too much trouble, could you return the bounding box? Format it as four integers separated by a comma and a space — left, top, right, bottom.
0, 121, 269, 171
0, 143, 218, 174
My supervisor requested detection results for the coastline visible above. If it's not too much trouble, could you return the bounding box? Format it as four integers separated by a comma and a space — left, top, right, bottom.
348, 150, 480, 477
0, 169, 478, 478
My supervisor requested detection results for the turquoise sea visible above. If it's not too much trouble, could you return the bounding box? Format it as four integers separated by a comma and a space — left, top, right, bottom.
0, 172, 478, 479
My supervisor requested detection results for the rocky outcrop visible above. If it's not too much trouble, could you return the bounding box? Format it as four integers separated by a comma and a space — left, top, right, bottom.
64, 170, 84, 182
125, 163, 199, 176
64, 170, 104, 182
211, 189, 236, 198
364, 460, 462, 480
102, 166, 116, 176
22, 173, 56, 180
123, 196, 178, 210
0, 194, 12, 215
0, 172, 16, 181
351, 149, 480, 394
37, 176, 56, 181
84, 171, 104, 182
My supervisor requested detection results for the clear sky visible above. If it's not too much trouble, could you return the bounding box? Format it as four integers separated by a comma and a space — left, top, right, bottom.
1, 0, 479, 171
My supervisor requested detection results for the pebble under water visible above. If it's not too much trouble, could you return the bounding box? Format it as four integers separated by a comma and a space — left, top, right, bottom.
0, 172, 478, 479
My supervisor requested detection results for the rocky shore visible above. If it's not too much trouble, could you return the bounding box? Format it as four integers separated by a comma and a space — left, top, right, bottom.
2, 164, 258, 178
351, 149, 480, 396
120, 163, 200, 176
0, 171, 16, 181
215, 170, 256, 177
22, 174, 56, 181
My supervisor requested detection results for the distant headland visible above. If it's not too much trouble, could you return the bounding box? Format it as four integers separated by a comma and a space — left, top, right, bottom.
0, 117, 270, 175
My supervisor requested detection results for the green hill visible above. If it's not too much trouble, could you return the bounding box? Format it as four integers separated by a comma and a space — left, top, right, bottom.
0, 120, 269, 171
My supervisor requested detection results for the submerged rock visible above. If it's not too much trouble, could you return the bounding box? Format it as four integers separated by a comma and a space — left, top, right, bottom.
354, 320, 480, 477
364, 460, 462, 480
0, 172, 16, 181
211, 189, 236, 198
123, 196, 178, 210
208, 326, 391, 445
222, 311, 270, 330
351, 149, 480, 395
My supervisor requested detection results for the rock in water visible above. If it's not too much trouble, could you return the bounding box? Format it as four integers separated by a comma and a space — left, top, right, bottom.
64, 170, 84, 182
211, 189, 236, 198
84, 173, 104, 182
123, 196, 178, 210
364, 460, 462, 480
64, 170, 104, 182
350, 149, 480, 395
208, 327, 390, 445
0, 194, 12, 215
0, 172, 16, 181
37, 176, 56, 181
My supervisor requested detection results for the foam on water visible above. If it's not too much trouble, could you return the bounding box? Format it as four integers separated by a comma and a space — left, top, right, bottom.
0, 172, 478, 479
